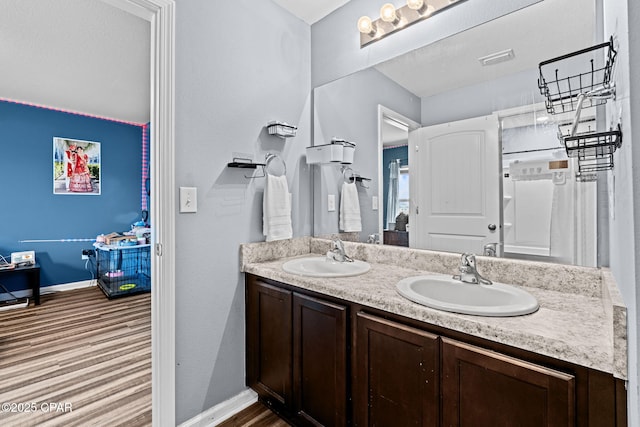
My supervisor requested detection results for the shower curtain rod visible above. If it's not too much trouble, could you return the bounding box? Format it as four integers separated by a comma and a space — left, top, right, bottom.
502, 146, 564, 155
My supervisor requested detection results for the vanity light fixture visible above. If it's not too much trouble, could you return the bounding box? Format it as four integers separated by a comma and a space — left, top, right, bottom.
358, 0, 465, 48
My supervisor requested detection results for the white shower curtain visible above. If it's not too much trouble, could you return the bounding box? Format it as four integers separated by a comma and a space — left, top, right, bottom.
386, 159, 400, 228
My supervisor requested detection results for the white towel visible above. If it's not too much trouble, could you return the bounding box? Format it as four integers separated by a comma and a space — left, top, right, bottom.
340, 182, 361, 232
263, 173, 293, 242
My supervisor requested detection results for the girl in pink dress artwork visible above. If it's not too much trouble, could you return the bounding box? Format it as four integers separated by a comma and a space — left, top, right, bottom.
69, 146, 93, 192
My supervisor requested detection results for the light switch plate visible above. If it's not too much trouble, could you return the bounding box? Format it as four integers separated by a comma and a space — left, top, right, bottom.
372, 196, 378, 211
328, 194, 336, 212
179, 187, 197, 213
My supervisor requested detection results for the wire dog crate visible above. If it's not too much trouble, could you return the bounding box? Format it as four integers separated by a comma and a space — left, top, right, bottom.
96, 244, 151, 299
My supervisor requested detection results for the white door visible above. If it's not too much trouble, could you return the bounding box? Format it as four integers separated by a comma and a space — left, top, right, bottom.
409, 114, 501, 255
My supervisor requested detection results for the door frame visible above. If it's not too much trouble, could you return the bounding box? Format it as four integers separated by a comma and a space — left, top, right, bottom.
101, 0, 176, 425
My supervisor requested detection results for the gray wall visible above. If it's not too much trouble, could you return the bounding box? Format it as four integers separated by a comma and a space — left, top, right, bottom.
311, 0, 542, 88
174, 0, 311, 422
170, 0, 639, 423
421, 68, 543, 126
313, 68, 421, 239
604, 0, 640, 423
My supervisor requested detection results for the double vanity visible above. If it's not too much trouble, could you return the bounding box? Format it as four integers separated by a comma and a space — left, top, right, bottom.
241, 237, 627, 426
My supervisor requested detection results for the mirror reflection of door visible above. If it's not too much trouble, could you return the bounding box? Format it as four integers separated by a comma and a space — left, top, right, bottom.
379, 107, 420, 246
409, 114, 502, 255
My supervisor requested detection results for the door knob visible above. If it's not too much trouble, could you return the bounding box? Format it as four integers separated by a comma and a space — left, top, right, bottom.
488, 224, 497, 231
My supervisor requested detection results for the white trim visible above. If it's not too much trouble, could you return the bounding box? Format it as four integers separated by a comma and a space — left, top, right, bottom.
98, 1, 176, 426
178, 389, 258, 427
1, 280, 96, 300
41, 280, 96, 294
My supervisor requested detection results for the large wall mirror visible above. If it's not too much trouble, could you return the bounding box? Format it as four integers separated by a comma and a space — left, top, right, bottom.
312, 0, 606, 267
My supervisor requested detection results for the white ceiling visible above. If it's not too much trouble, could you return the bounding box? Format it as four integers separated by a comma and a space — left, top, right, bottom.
272, 0, 349, 24
0, 0, 150, 124
0, 0, 595, 125
375, 0, 595, 98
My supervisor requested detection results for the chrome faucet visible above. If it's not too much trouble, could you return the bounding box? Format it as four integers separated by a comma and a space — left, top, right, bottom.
327, 239, 353, 263
483, 243, 497, 257
453, 253, 492, 285
367, 233, 381, 244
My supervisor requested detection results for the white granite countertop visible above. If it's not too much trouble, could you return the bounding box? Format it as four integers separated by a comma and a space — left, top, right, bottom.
240, 237, 627, 379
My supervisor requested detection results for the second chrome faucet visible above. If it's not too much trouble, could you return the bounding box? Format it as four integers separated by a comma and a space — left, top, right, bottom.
452, 253, 492, 285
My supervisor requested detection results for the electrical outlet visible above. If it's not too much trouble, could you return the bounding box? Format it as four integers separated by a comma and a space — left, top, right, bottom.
328, 194, 336, 212
81, 249, 94, 260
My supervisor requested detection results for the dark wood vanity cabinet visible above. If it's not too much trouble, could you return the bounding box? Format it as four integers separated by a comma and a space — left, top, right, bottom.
441, 338, 575, 426
246, 274, 626, 426
246, 279, 293, 407
246, 276, 348, 426
355, 312, 440, 426
293, 293, 348, 426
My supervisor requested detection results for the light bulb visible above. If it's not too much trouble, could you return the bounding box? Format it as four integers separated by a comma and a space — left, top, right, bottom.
357, 16, 375, 35
407, 0, 432, 15
380, 3, 398, 23
406, 0, 424, 10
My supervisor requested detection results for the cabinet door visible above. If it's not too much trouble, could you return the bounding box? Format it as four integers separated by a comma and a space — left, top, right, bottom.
293, 293, 348, 426
246, 278, 293, 407
355, 312, 439, 427
442, 338, 575, 427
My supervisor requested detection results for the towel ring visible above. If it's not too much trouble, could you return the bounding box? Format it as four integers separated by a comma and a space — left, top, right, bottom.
342, 166, 355, 184
265, 153, 287, 177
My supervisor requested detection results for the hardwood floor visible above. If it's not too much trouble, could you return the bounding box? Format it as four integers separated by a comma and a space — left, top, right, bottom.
0, 286, 151, 426
217, 402, 291, 427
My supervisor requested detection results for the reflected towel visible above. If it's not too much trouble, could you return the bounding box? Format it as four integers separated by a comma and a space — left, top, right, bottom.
340, 182, 361, 232
263, 173, 292, 242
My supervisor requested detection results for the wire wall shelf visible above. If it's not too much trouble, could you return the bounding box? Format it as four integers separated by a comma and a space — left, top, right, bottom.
538, 37, 617, 115
537, 36, 621, 174
560, 125, 622, 172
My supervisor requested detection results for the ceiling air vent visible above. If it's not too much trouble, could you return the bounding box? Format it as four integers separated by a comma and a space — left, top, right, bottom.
478, 49, 515, 66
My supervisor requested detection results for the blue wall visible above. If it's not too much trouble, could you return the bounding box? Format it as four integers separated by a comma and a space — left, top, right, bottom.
382, 145, 408, 229
0, 100, 144, 290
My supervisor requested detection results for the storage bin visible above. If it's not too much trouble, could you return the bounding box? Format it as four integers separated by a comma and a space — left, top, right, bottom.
306, 143, 344, 164
267, 121, 297, 138
341, 141, 356, 164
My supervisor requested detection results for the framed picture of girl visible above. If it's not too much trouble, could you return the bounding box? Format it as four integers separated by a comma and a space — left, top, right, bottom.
53, 137, 101, 195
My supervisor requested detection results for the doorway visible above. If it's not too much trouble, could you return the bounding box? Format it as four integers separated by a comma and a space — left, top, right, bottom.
106, 0, 176, 424
377, 105, 420, 244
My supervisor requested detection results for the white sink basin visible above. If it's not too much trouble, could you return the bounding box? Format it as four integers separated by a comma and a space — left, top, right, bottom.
396, 275, 539, 317
282, 256, 371, 278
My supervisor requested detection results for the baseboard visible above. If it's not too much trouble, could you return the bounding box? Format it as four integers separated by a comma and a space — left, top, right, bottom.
179, 388, 258, 427
1, 280, 96, 299
42, 279, 96, 294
